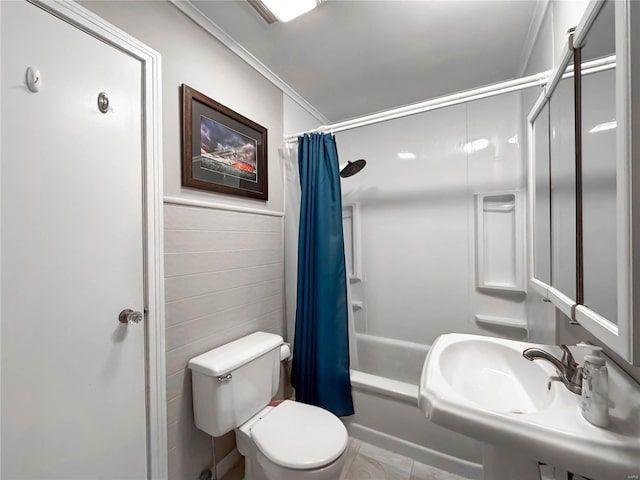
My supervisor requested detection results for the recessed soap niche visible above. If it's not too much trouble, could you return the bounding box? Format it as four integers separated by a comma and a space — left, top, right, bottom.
475, 190, 524, 292
342, 203, 362, 282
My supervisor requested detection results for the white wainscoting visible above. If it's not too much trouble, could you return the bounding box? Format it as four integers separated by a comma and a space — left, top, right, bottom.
163, 201, 284, 480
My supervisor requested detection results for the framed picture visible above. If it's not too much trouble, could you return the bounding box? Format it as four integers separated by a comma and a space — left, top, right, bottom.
181, 84, 268, 200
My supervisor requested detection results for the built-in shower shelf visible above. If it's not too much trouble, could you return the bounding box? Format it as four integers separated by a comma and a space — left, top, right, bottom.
475, 190, 525, 292
352, 301, 363, 311
474, 314, 528, 333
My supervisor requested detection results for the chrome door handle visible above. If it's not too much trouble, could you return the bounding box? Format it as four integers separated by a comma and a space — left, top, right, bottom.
119, 309, 143, 325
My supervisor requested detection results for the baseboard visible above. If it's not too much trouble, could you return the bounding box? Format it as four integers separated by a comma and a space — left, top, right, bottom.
214, 448, 242, 479
345, 422, 483, 480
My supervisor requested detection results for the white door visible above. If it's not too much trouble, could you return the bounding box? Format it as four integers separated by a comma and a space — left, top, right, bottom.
1, 2, 148, 478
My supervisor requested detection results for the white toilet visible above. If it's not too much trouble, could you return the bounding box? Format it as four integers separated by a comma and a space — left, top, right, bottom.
188, 332, 349, 480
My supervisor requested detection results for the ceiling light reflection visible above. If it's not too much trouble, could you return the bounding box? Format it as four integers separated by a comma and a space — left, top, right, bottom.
397, 151, 417, 160
260, 0, 319, 22
589, 121, 617, 133
463, 139, 489, 154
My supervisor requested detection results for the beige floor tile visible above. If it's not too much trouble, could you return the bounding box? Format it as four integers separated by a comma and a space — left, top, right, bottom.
410, 460, 470, 480
339, 438, 471, 480
343, 452, 411, 480
358, 442, 413, 475
340, 438, 363, 480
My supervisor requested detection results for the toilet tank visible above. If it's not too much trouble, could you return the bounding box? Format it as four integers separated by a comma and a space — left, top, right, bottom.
188, 332, 283, 437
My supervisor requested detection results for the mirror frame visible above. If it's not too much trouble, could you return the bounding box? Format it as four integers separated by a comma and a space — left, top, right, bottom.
527, 92, 552, 298
573, 0, 638, 364
527, 0, 639, 364
527, 22, 578, 313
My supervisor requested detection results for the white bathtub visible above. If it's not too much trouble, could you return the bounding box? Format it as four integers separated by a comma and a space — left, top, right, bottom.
345, 334, 483, 479
355, 333, 430, 383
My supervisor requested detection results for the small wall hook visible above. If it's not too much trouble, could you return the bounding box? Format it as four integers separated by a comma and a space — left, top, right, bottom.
26, 66, 41, 93
97, 92, 109, 114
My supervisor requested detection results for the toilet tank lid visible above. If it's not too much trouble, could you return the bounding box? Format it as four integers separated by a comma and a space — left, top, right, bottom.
188, 332, 283, 377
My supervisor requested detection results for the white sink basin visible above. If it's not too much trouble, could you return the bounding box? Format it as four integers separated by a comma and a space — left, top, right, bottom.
438, 338, 554, 414
419, 334, 640, 480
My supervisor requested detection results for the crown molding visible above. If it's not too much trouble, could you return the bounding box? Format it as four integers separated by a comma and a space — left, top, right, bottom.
247, 0, 277, 24
518, 0, 551, 76
170, 0, 329, 125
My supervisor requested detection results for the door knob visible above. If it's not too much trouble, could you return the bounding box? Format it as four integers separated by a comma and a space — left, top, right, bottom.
119, 309, 143, 325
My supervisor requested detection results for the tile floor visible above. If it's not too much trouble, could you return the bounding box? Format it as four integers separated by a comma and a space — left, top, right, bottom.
340, 438, 471, 480
221, 437, 471, 480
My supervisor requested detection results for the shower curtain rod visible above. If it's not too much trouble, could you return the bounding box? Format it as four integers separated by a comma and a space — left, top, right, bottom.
284, 55, 616, 142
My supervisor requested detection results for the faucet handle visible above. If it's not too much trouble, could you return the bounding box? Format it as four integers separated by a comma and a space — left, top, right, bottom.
560, 344, 577, 368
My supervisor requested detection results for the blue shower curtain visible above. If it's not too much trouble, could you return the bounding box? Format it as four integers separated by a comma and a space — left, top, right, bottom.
291, 133, 354, 417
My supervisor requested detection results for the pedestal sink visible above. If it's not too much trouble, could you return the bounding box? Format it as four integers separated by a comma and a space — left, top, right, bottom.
418, 334, 640, 480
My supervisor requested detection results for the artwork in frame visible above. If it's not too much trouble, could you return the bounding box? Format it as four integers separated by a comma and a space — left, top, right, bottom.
181, 84, 268, 200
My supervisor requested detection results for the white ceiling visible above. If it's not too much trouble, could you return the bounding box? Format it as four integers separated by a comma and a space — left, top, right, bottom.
192, 0, 541, 123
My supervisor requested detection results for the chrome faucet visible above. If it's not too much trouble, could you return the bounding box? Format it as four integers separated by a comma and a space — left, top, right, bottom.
522, 344, 583, 395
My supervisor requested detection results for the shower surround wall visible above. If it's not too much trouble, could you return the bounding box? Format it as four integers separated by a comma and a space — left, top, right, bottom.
338, 91, 529, 369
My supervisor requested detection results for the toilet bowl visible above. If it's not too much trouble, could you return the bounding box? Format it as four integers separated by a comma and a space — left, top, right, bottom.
236, 400, 348, 480
188, 332, 349, 480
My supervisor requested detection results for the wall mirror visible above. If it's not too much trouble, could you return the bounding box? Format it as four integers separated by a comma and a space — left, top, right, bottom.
527, 34, 576, 302
527, 36, 576, 307
580, 0, 617, 324
548, 53, 577, 308
529, 101, 551, 289
527, 0, 639, 365
573, 0, 638, 364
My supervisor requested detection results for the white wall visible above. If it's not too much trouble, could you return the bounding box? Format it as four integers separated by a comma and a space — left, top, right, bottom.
552, 0, 590, 61
284, 94, 321, 137
523, 0, 590, 76
339, 103, 470, 344
467, 93, 529, 333
523, 4, 555, 78
337, 91, 527, 352
81, 0, 284, 214
522, 4, 553, 114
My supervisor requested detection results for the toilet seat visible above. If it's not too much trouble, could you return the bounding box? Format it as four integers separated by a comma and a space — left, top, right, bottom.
251, 400, 348, 470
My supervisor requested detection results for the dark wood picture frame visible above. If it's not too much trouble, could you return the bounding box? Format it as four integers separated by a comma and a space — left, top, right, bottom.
181, 84, 268, 200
